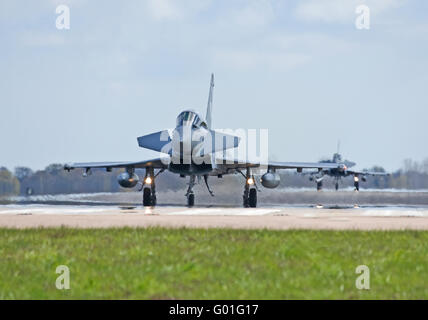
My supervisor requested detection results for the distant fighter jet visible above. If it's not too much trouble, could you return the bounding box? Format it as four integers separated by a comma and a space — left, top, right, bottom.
65, 74, 346, 207
307, 143, 389, 191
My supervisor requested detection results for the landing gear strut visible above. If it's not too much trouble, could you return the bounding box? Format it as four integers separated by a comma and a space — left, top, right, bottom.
143, 168, 157, 206
186, 175, 196, 207
354, 175, 360, 192
242, 168, 257, 208
204, 175, 214, 196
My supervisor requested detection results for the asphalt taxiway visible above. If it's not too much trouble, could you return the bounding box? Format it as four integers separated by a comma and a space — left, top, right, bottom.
0, 204, 427, 230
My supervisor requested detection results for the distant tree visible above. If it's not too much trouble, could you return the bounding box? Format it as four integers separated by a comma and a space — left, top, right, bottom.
369, 166, 386, 173
422, 158, 428, 175
0, 167, 20, 196
14, 167, 34, 182
403, 158, 419, 173
45, 164, 64, 175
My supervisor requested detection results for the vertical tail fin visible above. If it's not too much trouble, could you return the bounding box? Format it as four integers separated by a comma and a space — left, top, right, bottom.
205, 73, 214, 129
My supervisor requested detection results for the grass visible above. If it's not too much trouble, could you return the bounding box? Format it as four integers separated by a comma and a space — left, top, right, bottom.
0, 228, 426, 299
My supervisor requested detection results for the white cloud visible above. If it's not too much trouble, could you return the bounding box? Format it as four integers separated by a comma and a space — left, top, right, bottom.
234, 0, 275, 27
146, 0, 212, 21
271, 33, 357, 54
147, 0, 181, 20
211, 31, 357, 72
212, 48, 310, 72
21, 33, 66, 47
295, 0, 407, 23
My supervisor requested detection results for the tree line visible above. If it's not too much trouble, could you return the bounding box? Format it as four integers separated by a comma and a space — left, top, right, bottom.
1, 158, 428, 197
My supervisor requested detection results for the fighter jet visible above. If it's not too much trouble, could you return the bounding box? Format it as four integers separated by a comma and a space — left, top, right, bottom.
307, 144, 389, 191
64, 74, 346, 207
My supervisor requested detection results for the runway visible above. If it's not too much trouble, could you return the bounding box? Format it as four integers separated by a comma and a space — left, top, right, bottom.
1, 204, 428, 230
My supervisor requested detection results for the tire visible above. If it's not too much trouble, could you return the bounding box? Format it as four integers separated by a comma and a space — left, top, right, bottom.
335, 182, 339, 191
151, 195, 157, 206
317, 182, 323, 191
354, 182, 360, 192
243, 195, 249, 208
249, 189, 257, 208
187, 193, 195, 207
143, 188, 151, 206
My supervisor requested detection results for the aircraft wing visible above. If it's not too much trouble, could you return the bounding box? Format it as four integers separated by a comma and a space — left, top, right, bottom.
347, 170, 389, 176
267, 161, 344, 170
218, 159, 344, 171
64, 157, 169, 171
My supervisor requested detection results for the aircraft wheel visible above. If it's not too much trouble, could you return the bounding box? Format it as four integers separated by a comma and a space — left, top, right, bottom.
243, 195, 249, 208
187, 193, 195, 207
151, 194, 157, 206
335, 182, 339, 191
317, 181, 323, 191
143, 188, 152, 206
249, 189, 257, 208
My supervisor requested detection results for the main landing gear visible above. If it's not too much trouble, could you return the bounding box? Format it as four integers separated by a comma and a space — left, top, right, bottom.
142, 168, 159, 206
242, 168, 257, 208
354, 175, 360, 192
143, 187, 156, 206
310, 175, 324, 191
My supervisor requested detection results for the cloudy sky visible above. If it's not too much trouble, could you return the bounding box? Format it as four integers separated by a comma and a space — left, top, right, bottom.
1, 0, 427, 171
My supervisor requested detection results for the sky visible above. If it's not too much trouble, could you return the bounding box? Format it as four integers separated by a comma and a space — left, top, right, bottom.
0, 0, 427, 172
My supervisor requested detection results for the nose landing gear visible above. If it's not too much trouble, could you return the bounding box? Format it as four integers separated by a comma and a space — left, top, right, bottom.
187, 193, 195, 207
186, 175, 196, 207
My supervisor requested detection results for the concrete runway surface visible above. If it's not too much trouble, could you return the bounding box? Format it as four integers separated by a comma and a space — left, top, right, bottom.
1, 204, 428, 230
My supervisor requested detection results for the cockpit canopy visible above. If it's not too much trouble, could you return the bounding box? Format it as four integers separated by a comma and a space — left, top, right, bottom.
176, 110, 206, 128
